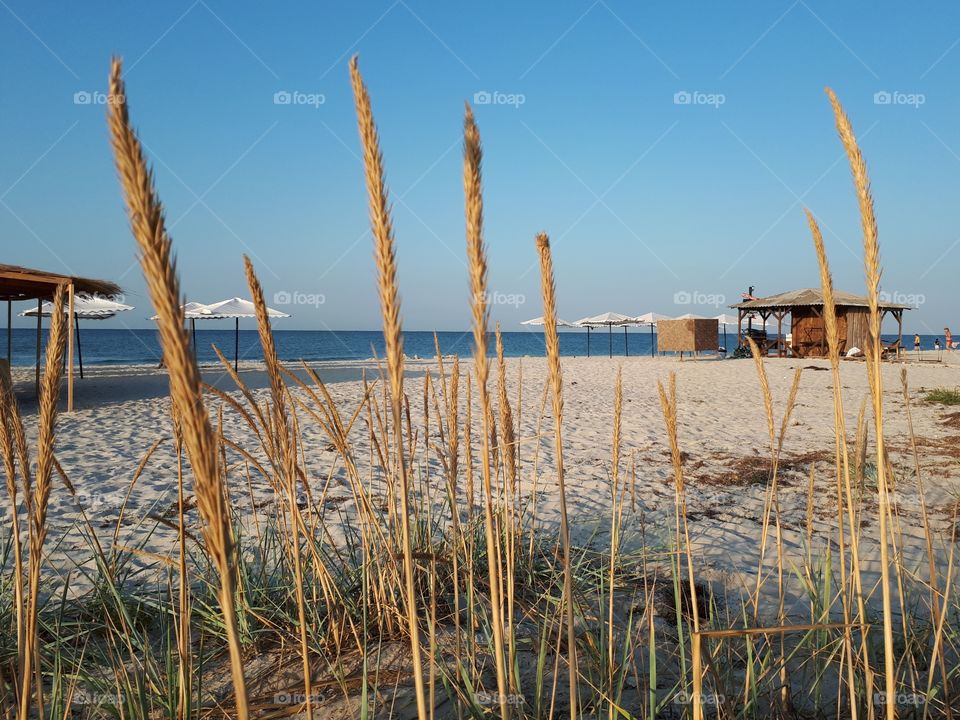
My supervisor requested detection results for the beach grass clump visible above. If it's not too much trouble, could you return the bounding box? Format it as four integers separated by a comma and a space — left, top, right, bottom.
924, 387, 960, 405
3, 59, 960, 720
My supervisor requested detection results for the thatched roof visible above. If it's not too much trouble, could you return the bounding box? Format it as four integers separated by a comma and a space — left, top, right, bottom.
0, 263, 123, 302
730, 288, 911, 311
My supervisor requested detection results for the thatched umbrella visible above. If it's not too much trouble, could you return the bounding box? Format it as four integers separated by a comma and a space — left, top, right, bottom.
634, 312, 672, 357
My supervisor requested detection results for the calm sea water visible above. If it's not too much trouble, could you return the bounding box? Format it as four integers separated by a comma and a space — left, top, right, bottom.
1, 327, 939, 367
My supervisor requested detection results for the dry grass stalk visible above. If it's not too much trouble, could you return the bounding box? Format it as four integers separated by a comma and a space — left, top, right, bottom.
495, 323, 519, 689
899, 367, 948, 704
656, 372, 702, 720
18, 284, 66, 720
106, 57, 249, 719
806, 207, 871, 715
826, 86, 896, 719
349, 56, 427, 720
607, 366, 623, 720
0, 371, 26, 703
244, 255, 314, 717
462, 103, 510, 717
536, 231, 579, 720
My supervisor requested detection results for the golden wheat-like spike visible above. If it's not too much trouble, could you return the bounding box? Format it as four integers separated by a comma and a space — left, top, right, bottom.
826, 86, 894, 720
107, 56, 249, 720
536, 231, 579, 720
825, 89, 881, 331
18, 284, 66, 719
463, 103, 511, 719
805, 207, 867, 717
349, 56, 427, 720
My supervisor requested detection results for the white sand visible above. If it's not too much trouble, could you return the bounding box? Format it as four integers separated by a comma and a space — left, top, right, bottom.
5, 353, 960, 617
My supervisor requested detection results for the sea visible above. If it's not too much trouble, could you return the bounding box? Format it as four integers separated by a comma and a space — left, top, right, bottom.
2, 327, 943, 367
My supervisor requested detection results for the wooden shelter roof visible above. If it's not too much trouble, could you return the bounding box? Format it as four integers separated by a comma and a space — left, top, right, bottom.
730, 287, 911, 312
0, 263, 122, 302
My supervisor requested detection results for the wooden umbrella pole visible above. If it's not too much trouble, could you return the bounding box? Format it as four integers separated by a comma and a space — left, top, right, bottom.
35, 297, 41, 395
74, 314, 84, 380
191, 318, 197, 361
67, 283, 74, 411
608, 324, 612, 358
587, 326, 591, 357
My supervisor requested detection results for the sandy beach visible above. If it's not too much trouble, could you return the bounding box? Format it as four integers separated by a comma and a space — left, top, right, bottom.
8, 352, 960, 618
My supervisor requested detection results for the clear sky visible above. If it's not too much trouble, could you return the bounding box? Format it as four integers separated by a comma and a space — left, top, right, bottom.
1, 1, 958, 334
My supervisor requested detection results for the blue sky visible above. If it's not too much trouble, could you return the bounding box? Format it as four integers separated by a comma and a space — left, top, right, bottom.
1, 1, 958, 334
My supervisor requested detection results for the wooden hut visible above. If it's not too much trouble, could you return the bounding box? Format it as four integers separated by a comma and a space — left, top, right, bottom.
730, 288, 909, 358
1, 263, 122, 411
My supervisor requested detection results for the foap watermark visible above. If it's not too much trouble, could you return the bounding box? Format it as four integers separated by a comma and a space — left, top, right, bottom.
273, 90, 325, 108
879, 290, 925, 307
874, 691, 923, 707
672, 691, 725, 706
74, 90, 124, 106
476, 290, 526, 308
674, 90, 725, 108
475, 692, 524, 707
873, 90, 925, 108
673, 290, 725, 308
274, 691, 331, 705
71, 689, 123, 705
273, 290, 326, 308
473, 90, 526, 108
53, 491, 125, 513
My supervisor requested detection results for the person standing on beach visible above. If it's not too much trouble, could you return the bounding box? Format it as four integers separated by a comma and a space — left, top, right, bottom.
945, 327, 953, 350
914, 333, 921, 353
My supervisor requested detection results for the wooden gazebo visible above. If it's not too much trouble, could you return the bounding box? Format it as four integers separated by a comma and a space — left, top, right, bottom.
1, 263, 122, 411
730, 288, 909, 358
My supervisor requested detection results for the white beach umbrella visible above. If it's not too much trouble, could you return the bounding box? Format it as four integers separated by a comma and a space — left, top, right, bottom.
634, 312, 672, 356
574, 312, 636, 358
520, 316, 575, 328
23, 295, 134, 319
192, 297, 290, 371
713, 313, 739, 351
22, 295, 134, 377
674, 312, 707, 320
150, 301, 214, 361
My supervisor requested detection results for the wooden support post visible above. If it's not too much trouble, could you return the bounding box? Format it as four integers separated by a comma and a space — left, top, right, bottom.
67, 283, 74, 412
35, 297, 41, 396
897, 310, 903, 358
6, 300, 10, 367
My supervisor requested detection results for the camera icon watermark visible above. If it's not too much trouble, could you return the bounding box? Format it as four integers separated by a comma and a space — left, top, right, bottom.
673, 290, 725, 307
273, 290, 325, 308
673, 90, 725, 108
74, 90, 125, 106
473, 90, 526, 109
873, 90, 925, 108
273, 90, 325, 108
